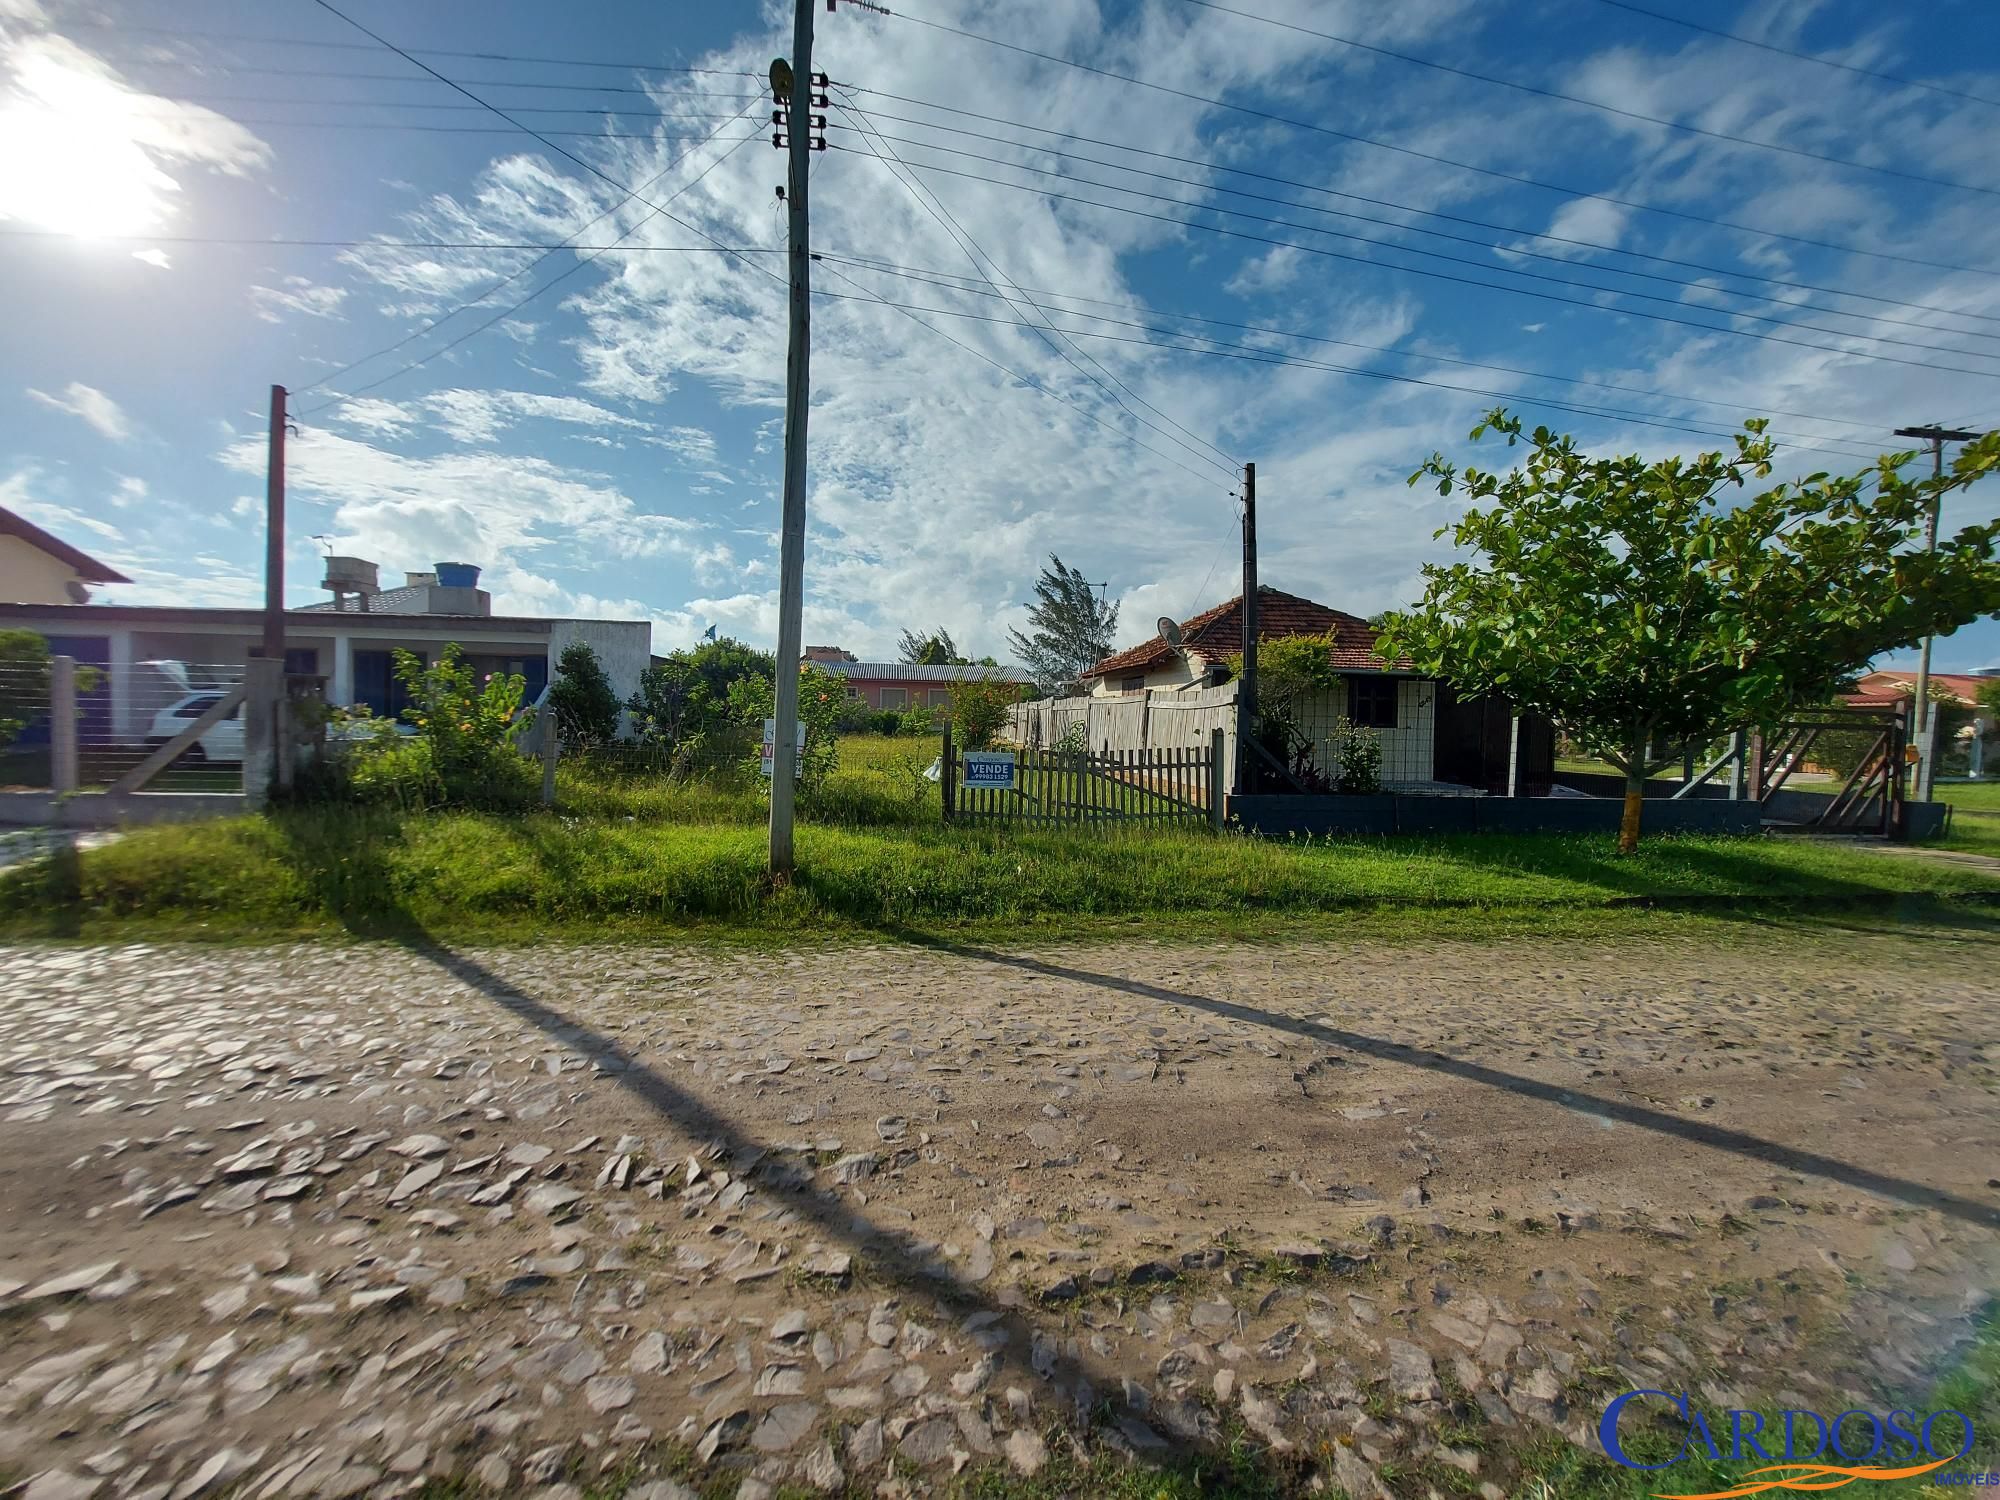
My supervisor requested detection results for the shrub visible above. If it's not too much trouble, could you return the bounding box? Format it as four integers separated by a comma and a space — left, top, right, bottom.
897, 704, 938, 737
1327, 716, 1383, 794
546, 642, 621, 746
945, 674, 1022, 750
725, 663, 843, 790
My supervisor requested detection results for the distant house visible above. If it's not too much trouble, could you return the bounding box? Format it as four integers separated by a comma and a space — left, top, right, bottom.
0, 503, 130, 606
809, 653, 1034, 711
1081, 586, 1552, 794
0, 555, 650, 743
1845, 669, 1991, 709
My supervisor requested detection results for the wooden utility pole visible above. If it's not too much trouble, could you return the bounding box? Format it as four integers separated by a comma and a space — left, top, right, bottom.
768, 0, 815, 878
264, 384, 287, 664
1236, 461, 1257, 793
1894, 423, 1981, 802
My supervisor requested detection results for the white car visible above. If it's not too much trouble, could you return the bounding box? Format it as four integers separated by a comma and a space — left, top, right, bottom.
145, 692, 244, 764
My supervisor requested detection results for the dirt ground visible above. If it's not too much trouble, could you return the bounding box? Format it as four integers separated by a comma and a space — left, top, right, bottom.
1, 926, 1996, 1499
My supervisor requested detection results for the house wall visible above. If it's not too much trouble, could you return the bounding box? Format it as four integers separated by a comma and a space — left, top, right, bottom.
1292, 677, 1436, 785
844, 679, 956, 711
1088, 657, 1204, 696
0, 535, 84, 606
548, 619, 650, 722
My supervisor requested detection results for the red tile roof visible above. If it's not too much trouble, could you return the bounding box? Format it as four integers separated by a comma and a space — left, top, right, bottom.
1082, 587, 1407, 679
1848, 670, 1994, 707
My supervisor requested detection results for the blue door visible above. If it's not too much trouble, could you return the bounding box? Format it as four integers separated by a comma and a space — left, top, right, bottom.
28, 635, 111, 746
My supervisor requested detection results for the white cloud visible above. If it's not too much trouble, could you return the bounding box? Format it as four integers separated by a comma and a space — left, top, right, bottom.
26, 380, 129, 440
110, 475, 146, 507
131, 248, 169, 270
249, 277, 349, 324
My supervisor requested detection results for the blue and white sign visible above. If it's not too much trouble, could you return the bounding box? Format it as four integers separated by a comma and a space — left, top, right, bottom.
962, 752, 1016, 789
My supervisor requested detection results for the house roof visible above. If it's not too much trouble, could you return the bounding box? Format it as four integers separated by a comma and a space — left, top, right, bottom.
819, 661, 1034, 684
1849, 669, 1993, 707
0, 503, 131, 584
1082, 587, 1405, 679
296, 584, 488, 615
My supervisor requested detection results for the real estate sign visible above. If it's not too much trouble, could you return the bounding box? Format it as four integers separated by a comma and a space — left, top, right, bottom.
760, 718, 806, 779
962, 751, 1016, 789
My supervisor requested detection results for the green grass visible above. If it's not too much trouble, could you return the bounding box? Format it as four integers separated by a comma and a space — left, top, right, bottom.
1928, 779, 2000, 858
4, 799, 1996, 943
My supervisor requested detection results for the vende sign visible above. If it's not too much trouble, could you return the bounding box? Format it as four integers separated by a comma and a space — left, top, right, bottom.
760, 718, 806, 779
962, 752, 1016, 789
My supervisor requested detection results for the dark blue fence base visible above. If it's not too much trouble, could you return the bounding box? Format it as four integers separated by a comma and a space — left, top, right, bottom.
1228, 793, 1764, 838
1552, 772, 1949, 840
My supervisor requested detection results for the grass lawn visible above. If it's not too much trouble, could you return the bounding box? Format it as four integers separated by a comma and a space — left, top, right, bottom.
4, 793, 1996, 942
1928, 779, 2000, 857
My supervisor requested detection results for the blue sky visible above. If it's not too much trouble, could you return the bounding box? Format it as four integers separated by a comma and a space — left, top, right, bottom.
1, 0, 1997, 670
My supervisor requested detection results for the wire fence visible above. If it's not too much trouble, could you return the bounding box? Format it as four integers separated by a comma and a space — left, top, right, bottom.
0, 658, 247, 793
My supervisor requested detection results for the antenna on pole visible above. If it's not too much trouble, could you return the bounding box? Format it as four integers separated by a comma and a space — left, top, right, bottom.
1157, 615, 1183, 646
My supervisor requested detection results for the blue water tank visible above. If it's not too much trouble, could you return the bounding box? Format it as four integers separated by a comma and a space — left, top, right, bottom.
434, 562, 481, 589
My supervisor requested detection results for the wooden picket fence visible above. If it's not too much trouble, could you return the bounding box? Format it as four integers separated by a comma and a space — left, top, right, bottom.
941, 727, 1225, 830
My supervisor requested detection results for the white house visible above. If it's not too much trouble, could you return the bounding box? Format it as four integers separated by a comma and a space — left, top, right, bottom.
0, 503, 130, 606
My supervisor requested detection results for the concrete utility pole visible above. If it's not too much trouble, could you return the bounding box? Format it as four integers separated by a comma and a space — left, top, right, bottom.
1237, 461, 1257, 793
768, 0, 815, 878
264, 384, 287, 665
1894, 423, 1981, 802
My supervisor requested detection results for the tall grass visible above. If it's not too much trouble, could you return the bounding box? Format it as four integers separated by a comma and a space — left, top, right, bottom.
4, 804, 1994, 940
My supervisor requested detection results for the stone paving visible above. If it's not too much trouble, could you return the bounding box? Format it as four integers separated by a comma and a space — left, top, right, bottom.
1, 934, 1996, 1499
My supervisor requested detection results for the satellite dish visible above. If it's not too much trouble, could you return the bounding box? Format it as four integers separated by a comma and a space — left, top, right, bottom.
769, 57, 794, 102
1157, 615, 1183, 646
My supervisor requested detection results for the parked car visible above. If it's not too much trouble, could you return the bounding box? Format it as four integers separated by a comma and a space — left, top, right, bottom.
145, 693, 243, 764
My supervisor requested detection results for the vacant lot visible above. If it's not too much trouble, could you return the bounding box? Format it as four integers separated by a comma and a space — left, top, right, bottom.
2, 927, 1995, 1498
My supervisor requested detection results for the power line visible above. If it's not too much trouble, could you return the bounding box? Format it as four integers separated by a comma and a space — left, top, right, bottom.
299, 130, 765, 414
810, 286, 1894, 466
100, 93, 751, 119
294, 107, 763, 403
814, 258, 1234, 490
836, 109, 2000, 350
1171, 0, 2000, 197
874, 8, 2000, 281
83, 56, 767, 99
840, 87, 2000, 326
832, 94, 1238, 479
53, 18, 759, 78
0, 228, 774, 252
303, 0, 786, 299
816, 250, 1896, 438
1583, 0, 2000, 111
830, 148, 2000, 383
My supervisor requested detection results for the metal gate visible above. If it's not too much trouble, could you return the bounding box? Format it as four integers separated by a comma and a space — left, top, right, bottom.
1752, 702, 1910, 835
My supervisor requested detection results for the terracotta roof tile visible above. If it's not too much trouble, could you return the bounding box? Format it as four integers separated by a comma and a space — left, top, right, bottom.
1083, 587, 1409, 678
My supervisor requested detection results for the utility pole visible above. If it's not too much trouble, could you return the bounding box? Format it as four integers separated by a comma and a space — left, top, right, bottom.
767, 0, 818, 878
1894, 423, 1981, 802
264, 384, 287, 665
1237, 461, 1257, 793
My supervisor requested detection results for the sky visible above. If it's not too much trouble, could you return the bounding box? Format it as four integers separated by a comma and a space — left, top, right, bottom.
1, 0, 1998, 670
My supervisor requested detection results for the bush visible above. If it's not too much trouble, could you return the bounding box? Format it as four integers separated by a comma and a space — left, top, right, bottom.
547, 642, 621, 746
725, 663, 844, 790
944, 674, 1021, 750
897, 704, 938, 737
835, 703, 906, 735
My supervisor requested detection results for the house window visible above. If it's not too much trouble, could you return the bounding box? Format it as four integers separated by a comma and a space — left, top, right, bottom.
1348, 676, 1397, 729
1119, 675, 1145, 693
929, 688, 951, 706
844, 686, 859, 700
880, 687, 906, 709
283, 647, 319, 676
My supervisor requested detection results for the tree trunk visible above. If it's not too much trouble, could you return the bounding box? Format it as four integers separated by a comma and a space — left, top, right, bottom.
1618, 762, 1646, 854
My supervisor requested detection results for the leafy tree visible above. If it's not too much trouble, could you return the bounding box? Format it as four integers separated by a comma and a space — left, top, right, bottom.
1007, 553, 1119, 695
545, 642, 621, 746
898, 627, 967, 666
626, 637, 774, 759
725, 662, 843, 790
1378, 410, 2000, 851
0, 629, 52, 753
1978, 678, 2000, 718
1225, 631, 1343, 789
945, 674, 1023, 750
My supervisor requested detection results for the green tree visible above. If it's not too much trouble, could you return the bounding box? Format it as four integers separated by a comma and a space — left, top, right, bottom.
897, 627, 967, 666
725, 662, 843, 790
0, 629, 52, 753
1378, 410, 2000, 851
945, 673, 1023, 750
545, 642, 621, 746
1224, 631, 1343, 789
1006, 553, 1119, 695
1978, 678, 2000, 718
626, 637, 774, 756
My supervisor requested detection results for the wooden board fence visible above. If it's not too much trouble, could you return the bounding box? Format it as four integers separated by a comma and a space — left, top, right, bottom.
944, 728, 1225, 830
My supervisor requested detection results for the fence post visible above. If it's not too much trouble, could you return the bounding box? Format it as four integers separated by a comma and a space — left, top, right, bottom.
1728, 730, 1747, 800
50, 654, 77, 794
940, 722, 955, 824
541, 714, 559, 808
242, 656, 281, 809
1208, 727, 1225, 829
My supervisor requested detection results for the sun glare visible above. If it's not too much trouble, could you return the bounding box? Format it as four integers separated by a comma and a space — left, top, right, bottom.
0, 52, 178, 239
